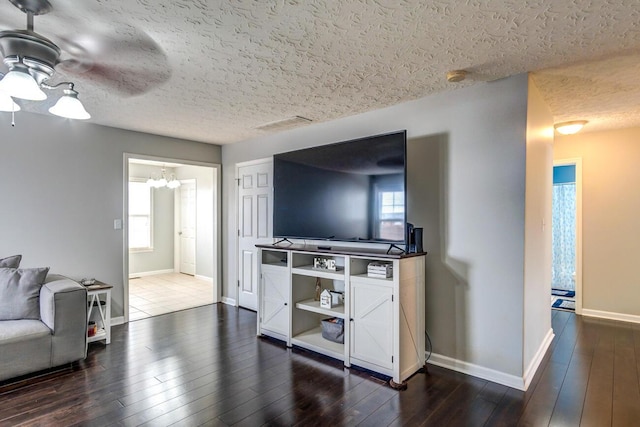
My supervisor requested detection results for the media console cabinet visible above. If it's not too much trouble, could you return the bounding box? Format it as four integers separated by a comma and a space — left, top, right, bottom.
256, 244, 426, 389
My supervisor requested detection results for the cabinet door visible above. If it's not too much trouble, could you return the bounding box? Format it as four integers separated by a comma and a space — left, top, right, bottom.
260, 267, 289, 337
350, 282, 393, 370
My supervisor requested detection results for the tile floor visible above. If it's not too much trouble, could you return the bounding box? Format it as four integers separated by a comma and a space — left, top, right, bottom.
129, 273, 214, 321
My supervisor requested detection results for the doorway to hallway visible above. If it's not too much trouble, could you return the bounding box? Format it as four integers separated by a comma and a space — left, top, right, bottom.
551, 160, 582, 313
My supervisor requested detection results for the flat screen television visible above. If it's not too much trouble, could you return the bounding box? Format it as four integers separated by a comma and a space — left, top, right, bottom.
273, 130, 407, 246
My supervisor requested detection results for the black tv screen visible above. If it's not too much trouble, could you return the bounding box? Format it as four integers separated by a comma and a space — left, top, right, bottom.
273, 130, 407, 244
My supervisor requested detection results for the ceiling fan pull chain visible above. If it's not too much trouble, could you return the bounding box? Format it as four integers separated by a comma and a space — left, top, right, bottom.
11, 108, 16, 127
27, 12, 34, 32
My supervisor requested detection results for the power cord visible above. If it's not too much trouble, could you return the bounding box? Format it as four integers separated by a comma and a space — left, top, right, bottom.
423, 330, 432, 374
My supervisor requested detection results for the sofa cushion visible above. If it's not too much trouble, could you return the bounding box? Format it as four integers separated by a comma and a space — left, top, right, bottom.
0, 320, 52, 382
0, 255, 22, 268
0, 319, 51, 344
0, 267, 50, 320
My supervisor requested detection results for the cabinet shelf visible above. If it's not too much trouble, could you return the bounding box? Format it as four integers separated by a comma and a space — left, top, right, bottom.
262, 262, 288, 269
291, 326, 344, 360
87, 329, 107, 343
295, 299, 345, 318
350, 273, 394, 285
292, 265, 344, 280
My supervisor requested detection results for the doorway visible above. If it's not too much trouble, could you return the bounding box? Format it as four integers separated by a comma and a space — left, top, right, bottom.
124, 155, 221, 322
551, 159, 582, 314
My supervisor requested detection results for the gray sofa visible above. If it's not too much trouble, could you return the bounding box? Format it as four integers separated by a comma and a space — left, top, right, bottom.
0, 273, 87, 383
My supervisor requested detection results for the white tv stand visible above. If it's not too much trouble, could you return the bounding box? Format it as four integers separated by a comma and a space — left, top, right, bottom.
256, 243, 426, 389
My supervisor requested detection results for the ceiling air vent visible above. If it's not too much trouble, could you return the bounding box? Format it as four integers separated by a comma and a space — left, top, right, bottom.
255, 116, 312, 132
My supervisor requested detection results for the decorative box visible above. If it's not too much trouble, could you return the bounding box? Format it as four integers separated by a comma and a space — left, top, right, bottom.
367, 262, 393, 278
329, 290, 344, 306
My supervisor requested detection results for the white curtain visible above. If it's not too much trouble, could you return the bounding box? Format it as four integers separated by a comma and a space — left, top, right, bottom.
552, 183, 576, 290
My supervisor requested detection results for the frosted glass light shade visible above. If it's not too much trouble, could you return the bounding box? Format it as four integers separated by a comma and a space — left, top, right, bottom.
167, 179, 181, 189
554, 120, 588, 135
0, 69, 47, 101
49, 91, 90, 119
0, 92, 20, 112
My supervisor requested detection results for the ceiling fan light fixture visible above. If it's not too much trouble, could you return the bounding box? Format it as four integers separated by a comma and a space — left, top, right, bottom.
0, 91, 20, 112
0, 66, 47, 100
48, 88, 90, 120
554, 120, 588, 135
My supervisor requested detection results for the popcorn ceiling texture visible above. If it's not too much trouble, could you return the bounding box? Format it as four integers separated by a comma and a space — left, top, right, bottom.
0, 0, 638, 143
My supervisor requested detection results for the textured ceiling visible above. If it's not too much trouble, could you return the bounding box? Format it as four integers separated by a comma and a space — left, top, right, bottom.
0, 0, 639, 144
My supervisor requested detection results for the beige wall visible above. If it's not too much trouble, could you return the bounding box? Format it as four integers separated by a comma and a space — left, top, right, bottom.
555, 127, 640, 317
523, 77, 554, 376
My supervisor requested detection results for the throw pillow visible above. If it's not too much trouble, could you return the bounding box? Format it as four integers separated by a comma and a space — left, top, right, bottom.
0, 267, 50, 320
0, 254, 22, 268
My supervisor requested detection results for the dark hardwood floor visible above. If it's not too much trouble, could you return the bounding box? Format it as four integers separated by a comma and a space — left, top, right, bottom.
1, 305, 639, 426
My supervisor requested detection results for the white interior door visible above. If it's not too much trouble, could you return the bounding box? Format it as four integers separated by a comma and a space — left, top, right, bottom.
180, 181, 196, 275
237, 160, 273, 311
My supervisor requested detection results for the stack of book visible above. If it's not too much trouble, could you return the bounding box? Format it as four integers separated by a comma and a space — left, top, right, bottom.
367, 262, 393, 278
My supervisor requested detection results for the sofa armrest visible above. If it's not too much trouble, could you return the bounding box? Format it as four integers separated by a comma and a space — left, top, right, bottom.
40, 274, 88, 365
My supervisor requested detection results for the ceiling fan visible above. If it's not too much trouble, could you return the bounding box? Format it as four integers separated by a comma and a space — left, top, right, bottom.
0, 0, 171, 120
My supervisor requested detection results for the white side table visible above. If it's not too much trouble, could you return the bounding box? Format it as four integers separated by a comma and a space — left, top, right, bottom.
86, 281, 112, 344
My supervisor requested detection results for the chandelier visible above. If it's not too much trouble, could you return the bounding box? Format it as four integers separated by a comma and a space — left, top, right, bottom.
0, 0, 90, 120
146, 168, 181, 189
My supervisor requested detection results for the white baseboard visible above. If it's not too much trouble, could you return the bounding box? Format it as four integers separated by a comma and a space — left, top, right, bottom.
427, 328, 554, 391
428, 353, 525, 390
195, 274, 213, 283
582, 308, 640, 324
222, 297, 236, 306
129, 269, 174, 279
523, 328, 554, 390
112, 316, 125, 326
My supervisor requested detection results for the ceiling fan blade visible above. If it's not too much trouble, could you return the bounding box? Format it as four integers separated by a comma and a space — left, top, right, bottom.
0, 0, 171, 96
64, 62, 171, 96
54, 26, 171, 96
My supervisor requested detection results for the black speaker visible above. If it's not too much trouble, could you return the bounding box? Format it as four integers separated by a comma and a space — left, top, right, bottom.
405, 223, 414, 253
413, 227, 423, 253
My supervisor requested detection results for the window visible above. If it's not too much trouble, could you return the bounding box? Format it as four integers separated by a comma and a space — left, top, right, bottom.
378, 190, 405, 241
129, 180, 153, 251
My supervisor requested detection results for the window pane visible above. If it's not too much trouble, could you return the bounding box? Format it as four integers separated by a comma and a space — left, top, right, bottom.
129, 216, 151, 248
129, 182, 151, 215
378, 190, 404, 240
129, 181, 152, 249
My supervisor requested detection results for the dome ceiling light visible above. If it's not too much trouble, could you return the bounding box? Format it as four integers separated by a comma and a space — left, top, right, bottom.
554, 120, 588, 135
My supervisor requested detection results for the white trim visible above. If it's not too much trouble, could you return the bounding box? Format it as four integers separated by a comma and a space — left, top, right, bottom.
112, 316, 125, 326
553, 158, 583, 315
222, 297, 237, 306
427, 353, 526, 390
196, 274, 213, 283
235, 158, 273, 169
523, 328, 554, 390
582, 309, 640, 324
129, 269, 175, 279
